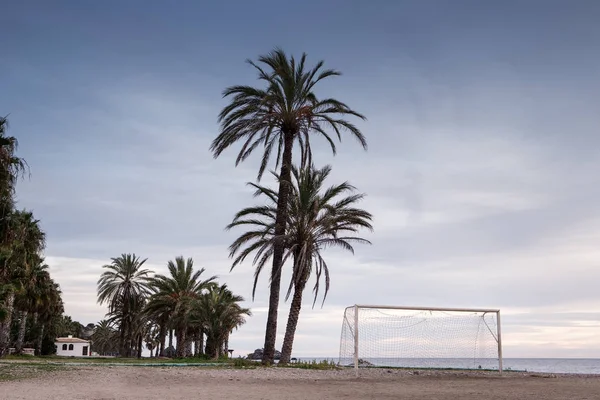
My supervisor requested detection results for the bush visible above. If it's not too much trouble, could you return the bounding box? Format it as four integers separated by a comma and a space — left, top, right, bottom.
280, 359, 339, 370
233, 357, 257, 368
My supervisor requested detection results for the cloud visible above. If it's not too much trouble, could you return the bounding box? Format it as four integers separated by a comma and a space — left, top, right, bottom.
5, 2, 600, 360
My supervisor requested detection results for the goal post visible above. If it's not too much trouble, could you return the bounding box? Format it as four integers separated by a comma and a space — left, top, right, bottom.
339, 305, 503, 374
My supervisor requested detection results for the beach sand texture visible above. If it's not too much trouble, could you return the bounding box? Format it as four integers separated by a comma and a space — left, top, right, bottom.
2, 366, 600, 399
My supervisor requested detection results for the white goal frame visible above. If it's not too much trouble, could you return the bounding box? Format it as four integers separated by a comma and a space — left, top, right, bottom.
341, 304, 503, 374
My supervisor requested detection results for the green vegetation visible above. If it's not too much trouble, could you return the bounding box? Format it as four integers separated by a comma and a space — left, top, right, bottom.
95, 254, 250, 359
232, 357, 258, 368
0, 363, 67, 382
279, 359, 340, 370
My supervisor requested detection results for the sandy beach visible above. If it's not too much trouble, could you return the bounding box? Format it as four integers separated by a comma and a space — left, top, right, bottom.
2, 366, 600, 399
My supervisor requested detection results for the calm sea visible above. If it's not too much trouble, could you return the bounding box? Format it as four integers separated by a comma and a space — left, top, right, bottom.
300, 358, 600, 374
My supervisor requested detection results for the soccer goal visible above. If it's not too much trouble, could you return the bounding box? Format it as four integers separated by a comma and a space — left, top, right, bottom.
339, 305, 503, 373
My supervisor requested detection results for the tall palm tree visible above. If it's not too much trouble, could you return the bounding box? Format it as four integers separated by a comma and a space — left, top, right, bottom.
144, 256, 216, 357
0, 210, 45, 357
97, 253, 151, 357
228, 164, 373, 364
0, 117, 31, 357
211, 48, 367, 363
0, 117, 29, 283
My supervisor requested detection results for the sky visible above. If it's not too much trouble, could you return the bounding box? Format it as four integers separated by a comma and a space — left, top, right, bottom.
2, 0, 600, 359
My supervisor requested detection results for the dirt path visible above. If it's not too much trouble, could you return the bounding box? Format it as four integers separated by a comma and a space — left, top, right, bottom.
2, 366, 600, 399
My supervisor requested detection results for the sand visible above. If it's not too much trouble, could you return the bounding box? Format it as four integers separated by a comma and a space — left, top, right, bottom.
2, 365, 600, 399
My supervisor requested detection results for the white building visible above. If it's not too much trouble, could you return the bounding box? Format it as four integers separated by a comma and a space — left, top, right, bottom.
55, 335, 91, 357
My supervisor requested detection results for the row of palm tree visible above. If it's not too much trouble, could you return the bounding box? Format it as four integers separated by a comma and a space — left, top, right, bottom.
0, 116, 66, 357
96, 254, 250, 358
211, 48, 372, 364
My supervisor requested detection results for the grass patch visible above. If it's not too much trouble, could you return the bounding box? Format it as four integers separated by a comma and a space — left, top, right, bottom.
2, 355, 233, 365
232, 357, 258, 369
280, 359, 340, 370
0, 363, 67, 382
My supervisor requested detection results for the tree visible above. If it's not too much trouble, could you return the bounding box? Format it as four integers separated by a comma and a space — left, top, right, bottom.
0, 210, 45, 356
144, 256, 216, 357
211, 48, 367, 363
0, 116, 28, 215
14, 258, 50, 353
91, 320, 118, 356
32, 278, 63, 355
192, 284, 250, 359
97, 254, 151, 357
228, 164, 372, 364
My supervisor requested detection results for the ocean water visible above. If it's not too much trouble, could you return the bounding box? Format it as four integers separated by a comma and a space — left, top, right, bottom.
299, 358, 600, 374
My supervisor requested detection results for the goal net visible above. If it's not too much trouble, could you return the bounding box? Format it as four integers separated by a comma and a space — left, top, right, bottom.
339, 305, 502, 372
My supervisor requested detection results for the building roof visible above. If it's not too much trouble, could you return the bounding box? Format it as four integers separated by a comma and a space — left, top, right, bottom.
55, 337, 90, 343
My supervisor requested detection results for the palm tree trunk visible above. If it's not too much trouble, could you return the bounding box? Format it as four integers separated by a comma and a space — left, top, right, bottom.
279, 278, 307, 365
214, 342, 220, 360
137, 334, 142, 359
31, 313, 40, 355
119, 326, 126, 357
0, 291, 15, 357
193, 332, 199, 357
159, 324, 166, 357
199, 328, 204, 356
175, 329, 186, 358
36, 323, 44, 355
168, 329, 173, 353
224, 333, 229, 358
262, 130, 294, 365
185, 337, 192, 357
14, 309, 28, 353
205, 335, 216, 359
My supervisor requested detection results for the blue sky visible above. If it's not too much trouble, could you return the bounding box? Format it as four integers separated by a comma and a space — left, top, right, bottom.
2, 0, 600, 358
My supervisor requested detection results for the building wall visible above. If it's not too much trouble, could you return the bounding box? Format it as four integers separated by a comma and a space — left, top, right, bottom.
55, 342, 91, 357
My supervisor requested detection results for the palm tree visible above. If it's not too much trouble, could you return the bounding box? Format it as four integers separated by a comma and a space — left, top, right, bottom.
0, 116, 28, 213
228, 164, 373, 364
97, 253, 151, 357
14, 258, 50, 353
0, 210, 45, 357
92, 320, 118, 356
32, 278, 63, 355
211, 48, 367, 363
192, 284, 250, 359
0, 117, 32, 357
144, 256, 216, 357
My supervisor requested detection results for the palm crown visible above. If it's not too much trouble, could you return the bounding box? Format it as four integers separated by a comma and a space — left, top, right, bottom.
211, 48, 367, 179
228, 164, 373, 304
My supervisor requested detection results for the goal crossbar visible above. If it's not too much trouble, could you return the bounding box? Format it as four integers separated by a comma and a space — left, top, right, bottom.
340, 304, 503, 375
354, 304, 500, 313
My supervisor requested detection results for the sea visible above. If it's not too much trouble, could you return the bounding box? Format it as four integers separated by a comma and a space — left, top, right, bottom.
298, 358, 600, 374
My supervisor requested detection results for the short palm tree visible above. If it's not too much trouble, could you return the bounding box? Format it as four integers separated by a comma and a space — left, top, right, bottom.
92, 320, 118, 356
228, 164, 373, 364
32, 279, 62, 355
14, 258, 50, 353
211, 48, 367, 363
192, 284, 251, 359
144, 256, 216, 357
97, 253, 151, 357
